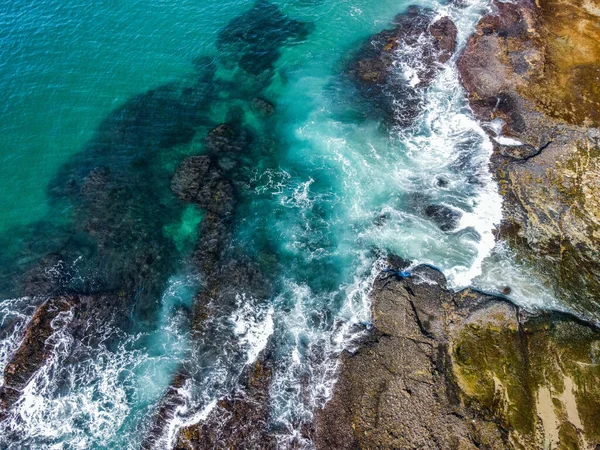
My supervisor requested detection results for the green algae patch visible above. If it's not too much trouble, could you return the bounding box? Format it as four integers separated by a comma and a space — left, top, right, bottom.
451, 314, 600, 449
452, 325, 537, 442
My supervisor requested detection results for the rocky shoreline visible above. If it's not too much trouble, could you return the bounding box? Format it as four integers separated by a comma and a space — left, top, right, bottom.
313, 264, 600, 449
2, 0, 600, 448
312, 1, 600, 449
458, 0, 600, 320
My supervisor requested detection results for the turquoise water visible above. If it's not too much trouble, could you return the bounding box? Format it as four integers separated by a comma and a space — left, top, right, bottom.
0, 0, 557, 448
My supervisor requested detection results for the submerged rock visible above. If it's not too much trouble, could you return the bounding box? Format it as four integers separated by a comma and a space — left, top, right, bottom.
171, 156, 235, 216
251, 97, 275, 117
457, 0, 600, 320
216, 0, 313, 75
204, 123, 252, 156
145, 115, 275, 449
424, 204, 462, 231
314, 265, 600, 449
0, 67, 222, 425
347, 6, 457, 126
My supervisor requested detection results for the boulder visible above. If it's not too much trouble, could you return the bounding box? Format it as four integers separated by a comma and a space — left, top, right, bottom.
424, 204, 462, 231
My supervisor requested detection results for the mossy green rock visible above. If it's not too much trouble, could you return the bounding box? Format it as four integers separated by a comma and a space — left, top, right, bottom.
315, 266, 600, 449
453, 314, 600, 449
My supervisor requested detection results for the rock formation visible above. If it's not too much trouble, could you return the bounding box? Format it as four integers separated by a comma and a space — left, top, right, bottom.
0, 292, 128, 423
457, 0, 600, 320
348, 6, 458, 126
314, 264, 600, 449
174, 355, 276, 450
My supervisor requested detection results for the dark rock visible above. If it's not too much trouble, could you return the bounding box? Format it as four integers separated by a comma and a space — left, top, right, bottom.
0, 295, 77, 419
428, 16, 458, 64
0, 292, 128, 421
143, 253, 274, 448
204, 123, 251, 156
251, 97, 275, 117
171, 156, 235, 216
386, 254, 411, 271
191, 211, 232, 279
424, 204, 461, 231
217, 0, 313, 75
141, 370, 189, 450
174, 355, 277, 450
435, 175, 449, 187
347, 6, 458, 126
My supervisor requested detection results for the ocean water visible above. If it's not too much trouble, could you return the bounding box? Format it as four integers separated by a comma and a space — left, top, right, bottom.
0, 0, 561, 448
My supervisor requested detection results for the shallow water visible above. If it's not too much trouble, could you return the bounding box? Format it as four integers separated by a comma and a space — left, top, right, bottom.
0, 0, 563, 448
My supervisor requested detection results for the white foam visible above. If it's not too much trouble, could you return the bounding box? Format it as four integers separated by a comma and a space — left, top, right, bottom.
281, 177, 315, 209
494, 136, 524, 146
473, 241, 560, 311
230, 294, 275, 365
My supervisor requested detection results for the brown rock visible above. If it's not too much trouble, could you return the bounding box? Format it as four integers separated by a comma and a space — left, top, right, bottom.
457, 0, 600, 320
314, 265, 600, 449
0, 296, 78, 418
313, 266, 508, 450
0, 292, 127, 421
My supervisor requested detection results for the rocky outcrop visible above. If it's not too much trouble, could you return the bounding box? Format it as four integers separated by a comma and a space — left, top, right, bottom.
314, 264, 600, 449
0, 292, 127, 421
348, 6, 457, 126
457, 0, 600, 320
174, 355, 276, 450
144, 119, 276, 448
0, 296, 76, 419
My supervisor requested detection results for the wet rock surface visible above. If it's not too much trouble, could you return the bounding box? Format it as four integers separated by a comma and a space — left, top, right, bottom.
0, 292, 127, 423
174, 354, 276, 450
348, 6, 457, 126
457, 0, 600, 320
314, 264, 600, 449
424, 204, 462, 231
